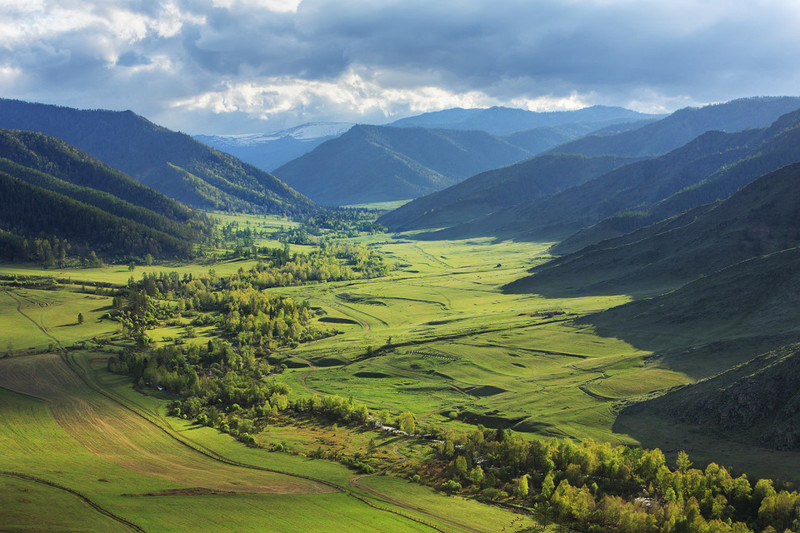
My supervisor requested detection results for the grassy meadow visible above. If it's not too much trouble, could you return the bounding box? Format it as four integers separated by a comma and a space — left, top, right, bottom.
2, 211, 778, 530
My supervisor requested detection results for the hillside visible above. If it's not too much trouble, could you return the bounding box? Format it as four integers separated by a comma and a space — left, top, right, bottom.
378, 153, 634, 231
415, 103, 800, 243
272, 125, 535, 205
389, 105, 658, 135
0, 130, 209, 261
587, 248, 800, 451
556, 109, 800, 253
505, 162, 800, 296
634, 342, 800, 451
548, 96, 800, 157
0, 99, 317, 215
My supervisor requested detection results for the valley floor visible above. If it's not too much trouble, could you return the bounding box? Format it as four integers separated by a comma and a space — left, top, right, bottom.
2, 219, 798, 530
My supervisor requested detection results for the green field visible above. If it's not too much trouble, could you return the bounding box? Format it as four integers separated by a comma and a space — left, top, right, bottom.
0, 287, 117, 353
0, 352, 519, 532
2, 213, 791, 530
267, 235, 674, 444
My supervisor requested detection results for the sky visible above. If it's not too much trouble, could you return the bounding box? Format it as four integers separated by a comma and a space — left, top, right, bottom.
1, 0, 799, 134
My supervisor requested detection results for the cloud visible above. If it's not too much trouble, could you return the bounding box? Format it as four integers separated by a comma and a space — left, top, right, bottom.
170, 66, 509, 120
1, 0, 799, 133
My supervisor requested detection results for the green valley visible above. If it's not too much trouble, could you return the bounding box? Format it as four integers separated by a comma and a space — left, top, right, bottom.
4, 97, 800, 533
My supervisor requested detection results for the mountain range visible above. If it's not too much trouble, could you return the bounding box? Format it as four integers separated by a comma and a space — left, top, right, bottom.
388, 105, 659, 135
272, 125, 535, 206
382, 97, 800, 241
0, 99, 317, 216
0, 129, 211, 261
263, 107, 659, 206
194, 122, 353, 172
505, 161, 800, 296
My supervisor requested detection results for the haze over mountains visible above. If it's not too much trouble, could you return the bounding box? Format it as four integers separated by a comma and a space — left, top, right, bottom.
270, 106, 657, 206
381, 97, 800, 239
194, 122, 354, 172
387, 105, 657, 134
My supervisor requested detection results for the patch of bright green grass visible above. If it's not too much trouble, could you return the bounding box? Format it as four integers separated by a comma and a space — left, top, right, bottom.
0, 288, 116, 352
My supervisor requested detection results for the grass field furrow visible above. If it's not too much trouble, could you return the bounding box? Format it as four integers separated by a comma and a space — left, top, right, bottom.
1, 471, 147, 533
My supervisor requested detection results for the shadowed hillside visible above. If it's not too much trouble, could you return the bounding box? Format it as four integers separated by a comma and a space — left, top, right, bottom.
378, 154, 635, 231
505, 162, 800, 297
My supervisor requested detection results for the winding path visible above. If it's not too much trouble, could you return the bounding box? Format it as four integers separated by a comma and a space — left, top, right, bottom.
4, 289, 62, 348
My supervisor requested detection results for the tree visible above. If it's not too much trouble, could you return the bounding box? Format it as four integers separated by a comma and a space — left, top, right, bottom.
676, 450, 693, 472
541, 473, 555, 500
145, 253, 153, 266
516, 474, 529, 499
398, 411, 415, 434
128, 261, 136, 272
468, 465, 484, 486
453, 455, 468, 480
440, 480, 462, 494
88, 250, 103, 267
77, 312, 84, 324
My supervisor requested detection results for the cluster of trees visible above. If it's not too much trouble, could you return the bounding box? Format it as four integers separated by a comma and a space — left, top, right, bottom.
127, 244, 388, 303
107, 341, 382, 448
109, 338, 290, 439
423, 427, 799, 532
0, 231, 107, 268
115, 272, 328, 352
295, 394, 371, 426
273, 209, 387, 245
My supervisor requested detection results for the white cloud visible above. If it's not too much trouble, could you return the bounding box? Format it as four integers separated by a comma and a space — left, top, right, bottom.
211, 0, 302, 13
170, 67, 511, 122
3, 0, 800, 133
509, 93, 589, 112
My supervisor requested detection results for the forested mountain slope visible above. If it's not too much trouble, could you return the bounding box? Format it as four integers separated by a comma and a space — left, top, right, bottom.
272, 125, 535, 205
0, 130, 210, 261
0, 99, 317, 215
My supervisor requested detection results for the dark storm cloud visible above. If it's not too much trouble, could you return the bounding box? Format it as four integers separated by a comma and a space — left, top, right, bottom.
1, 0, 798, 133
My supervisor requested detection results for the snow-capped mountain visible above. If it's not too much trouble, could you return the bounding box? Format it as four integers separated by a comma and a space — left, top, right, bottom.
194, 122, 353, 171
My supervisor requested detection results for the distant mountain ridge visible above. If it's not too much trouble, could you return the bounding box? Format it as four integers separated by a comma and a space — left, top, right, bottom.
272, 125, 536, 206
389, 105, 661, 135
548, 96, 800, 157
0, 99, 317, 215
194, 122, 353, 171
393, 97, 800, 240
